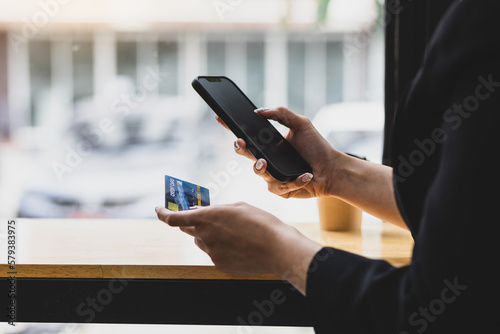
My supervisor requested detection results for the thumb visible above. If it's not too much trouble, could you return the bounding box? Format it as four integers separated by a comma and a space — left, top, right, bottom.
255, 106, 306, 130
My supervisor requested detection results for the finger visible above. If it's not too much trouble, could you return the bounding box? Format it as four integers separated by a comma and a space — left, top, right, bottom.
268, 172, 314, 197
155, 206, 200, 227
255, 106, 306, 130
179, 226, 196, 237
194, 237, 209, 253
215, 115, 230, 131
253, 158, 287, 184
254, 158, 266, 174
234, 138, 257, 161
253, 158, 273, 180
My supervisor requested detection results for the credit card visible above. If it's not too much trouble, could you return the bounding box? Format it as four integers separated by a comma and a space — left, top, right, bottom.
165, 175, 210, 211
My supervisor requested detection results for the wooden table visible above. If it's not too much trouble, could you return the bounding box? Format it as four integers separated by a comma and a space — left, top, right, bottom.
0, 217, 413, 326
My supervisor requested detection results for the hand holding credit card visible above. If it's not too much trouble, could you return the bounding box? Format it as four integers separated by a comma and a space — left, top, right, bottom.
165, 175, 210, 211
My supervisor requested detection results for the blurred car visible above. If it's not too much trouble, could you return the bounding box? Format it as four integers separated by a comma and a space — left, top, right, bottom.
17, 95, 206, 219
311, 101, 385, 163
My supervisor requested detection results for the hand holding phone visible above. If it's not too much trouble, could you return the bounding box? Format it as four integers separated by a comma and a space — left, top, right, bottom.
192, 76, 312, 182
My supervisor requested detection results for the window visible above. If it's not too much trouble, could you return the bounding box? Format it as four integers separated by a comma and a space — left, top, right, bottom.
116, 39, 137, 86
206, 40, 226, 76
246, 39, 265, 108
4, 1, 384, 225
29, 40, 51, 126
287, 40, 306, 114
326, 41, 343, 104
72, 40, 94, 102
158, 40, 179, 95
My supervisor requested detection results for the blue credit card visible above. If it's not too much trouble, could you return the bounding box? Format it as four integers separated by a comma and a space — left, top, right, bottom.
165, 175, 210, 211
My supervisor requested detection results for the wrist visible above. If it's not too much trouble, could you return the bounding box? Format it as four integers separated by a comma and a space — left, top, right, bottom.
272, 225, 322, 295
325, 150, 358, 198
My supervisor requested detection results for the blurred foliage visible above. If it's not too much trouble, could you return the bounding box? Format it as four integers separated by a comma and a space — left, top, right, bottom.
316, 0, 330, 24
316, 0, 384, 25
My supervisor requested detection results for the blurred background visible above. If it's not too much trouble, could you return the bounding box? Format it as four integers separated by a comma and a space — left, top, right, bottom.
0, 0, 385, 224
0, 0, 383, 331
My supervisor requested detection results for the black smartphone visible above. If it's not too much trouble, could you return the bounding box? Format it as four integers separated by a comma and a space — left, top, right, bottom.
192, 76, 312, 182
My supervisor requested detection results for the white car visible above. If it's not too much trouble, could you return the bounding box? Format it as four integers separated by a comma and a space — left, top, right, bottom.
17, 97, 205, 219
312, 101, 385, 163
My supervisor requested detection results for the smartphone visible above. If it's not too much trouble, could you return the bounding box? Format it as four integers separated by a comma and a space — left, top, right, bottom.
192, 76, 312, 182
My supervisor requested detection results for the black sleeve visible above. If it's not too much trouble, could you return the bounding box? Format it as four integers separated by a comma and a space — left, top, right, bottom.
306, 248, 413, 333
305, 60, 500, 333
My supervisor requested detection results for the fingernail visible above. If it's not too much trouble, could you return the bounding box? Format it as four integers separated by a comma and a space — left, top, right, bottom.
254, 107, 269, 113
255, 159, 264, 171
189, 206, 199, 210
155, 206, 161, 212
234, 140, 240, 150
302, 173, 313, 182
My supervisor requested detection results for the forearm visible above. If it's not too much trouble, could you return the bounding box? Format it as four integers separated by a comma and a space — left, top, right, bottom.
277, 154, 407, 296
274, 225, 323, 295
329, 153, 407, 229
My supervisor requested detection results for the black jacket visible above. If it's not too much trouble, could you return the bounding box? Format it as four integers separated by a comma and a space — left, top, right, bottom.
306, 1, 500, 333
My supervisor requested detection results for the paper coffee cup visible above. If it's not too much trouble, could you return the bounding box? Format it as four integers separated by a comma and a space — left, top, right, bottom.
317, 197, 362, 231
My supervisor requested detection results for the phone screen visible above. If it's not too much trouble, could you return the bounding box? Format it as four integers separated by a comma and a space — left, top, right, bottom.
197, 77, 311, 177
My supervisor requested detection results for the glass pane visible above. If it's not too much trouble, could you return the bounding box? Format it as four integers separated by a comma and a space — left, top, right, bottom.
6, 1, 383, 222
117, 40, 137, 86
326, 41, 343, 104
158, 40, 178, 95
72, 41, 94, 102
29, 40, 51, 126
287, 41, 305, 114
206, 41, 225, 76
246, 39, 264, 108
